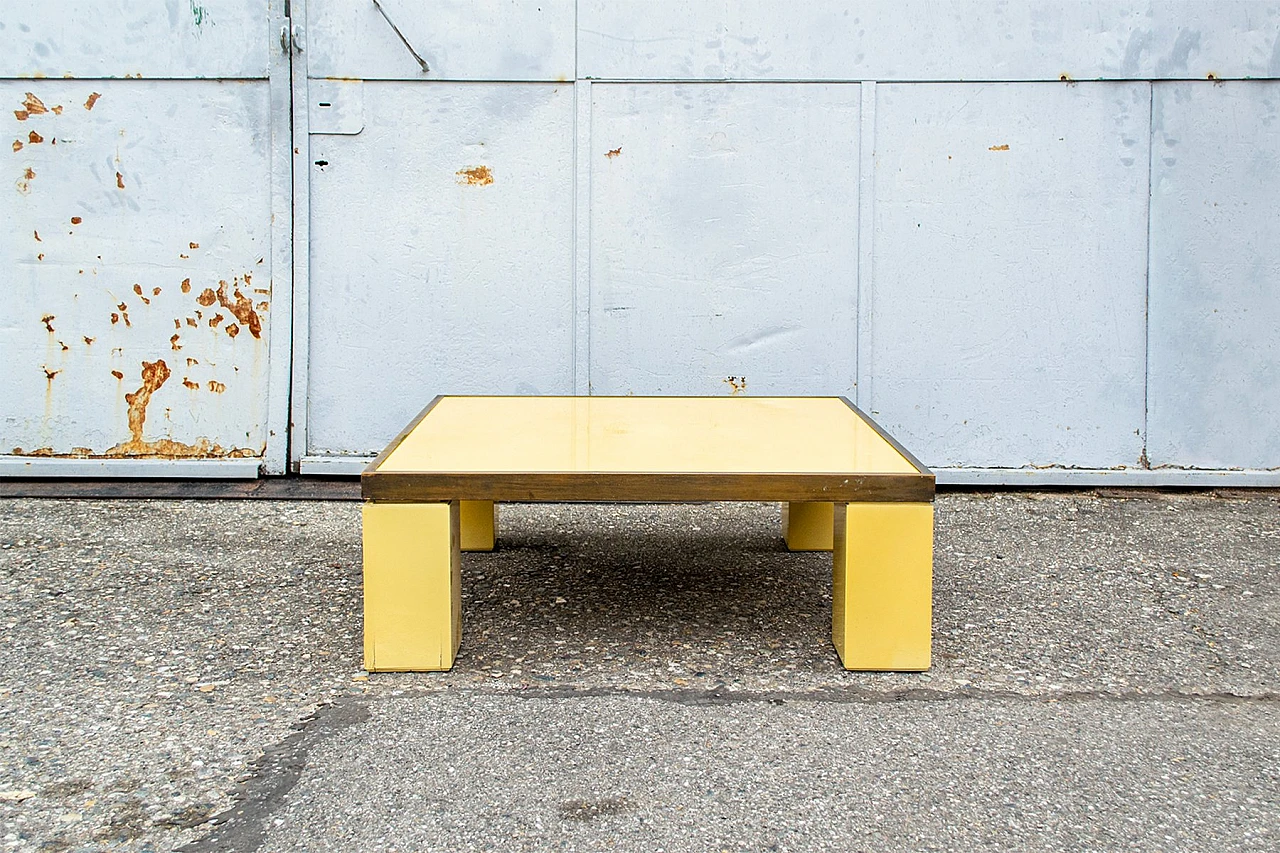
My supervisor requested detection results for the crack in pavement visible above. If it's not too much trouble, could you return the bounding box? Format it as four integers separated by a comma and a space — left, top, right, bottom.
177, 684, 1278, 850
179, 700, 369, 853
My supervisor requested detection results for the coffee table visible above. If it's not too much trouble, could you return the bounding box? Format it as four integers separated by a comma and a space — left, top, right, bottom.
361, 396, 934, 672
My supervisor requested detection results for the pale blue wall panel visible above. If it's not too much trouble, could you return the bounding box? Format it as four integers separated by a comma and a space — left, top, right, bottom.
1147, 82, 1280, 469
868, 82, 1151, 469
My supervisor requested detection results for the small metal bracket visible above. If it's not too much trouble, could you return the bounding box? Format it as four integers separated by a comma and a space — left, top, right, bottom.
281, 24, 303, 54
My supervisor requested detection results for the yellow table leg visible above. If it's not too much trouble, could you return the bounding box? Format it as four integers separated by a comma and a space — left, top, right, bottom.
362, 501, 461, 671
783, 501, 834, 551
459, 500, 497, 551
832, 502, 933, 671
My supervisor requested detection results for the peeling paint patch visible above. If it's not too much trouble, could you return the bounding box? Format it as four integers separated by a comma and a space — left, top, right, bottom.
182, 378, 199, 390
606, 146, 623, 159
11, 140, 21, 152
21, 92, 48, 116
196, 288, 217, 307
111, 370, 124, 380
132, 283, 151, 305
27, 130, 42, 145
189, 242, 200, 249
185, 317, 197, 328
84, 92, 101, 111
116, 302, 131, 327
116, 171, 125, 189
170, 333, 182, 351
181, 278, 191, 294
989, 144, 1010, 151
208, 381, 225, 394
456, 165, 494, 185
209, 313, 224, 328
723, 376, 747, 395
225, 323, 240, 339
41, 314, 55, 332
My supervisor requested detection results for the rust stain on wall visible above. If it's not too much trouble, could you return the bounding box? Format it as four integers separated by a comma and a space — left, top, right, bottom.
456, 165, 494, 186
988, 144, 1010, 151
103, 360, 251, 458
181, 278, 191, 293
723, 376, 747, 395
209, 313, 224, 328
33, 230, 40, 241
116, 302, 131, 326
185, 317, 197, 327
196, 288, 217, 307
12, 140, 21, 152
182, 378, 199, 390
28, 130, 43, 145
207, 381, 225, 394
189, 242, 200, 249
606, 146, 623, 159
83, 336, 94, 346
225, 323, 240, 339
170, 333, 182, 351
185, 357, 198, 367
85, 93, 101, 111
116, 171, 125, 189
43, 366, 60, 381
215, 280, 262, 338
132, 283, 151, 305
111, 370, 124, 379
41, 314, 55, 332
70, 216, 82, 225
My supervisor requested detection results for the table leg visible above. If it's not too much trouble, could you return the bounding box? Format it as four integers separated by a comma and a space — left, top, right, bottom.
459, 500, 497, 551
783, 501, 834, 551
832, 502, 933, 671
362, 500, 461, 671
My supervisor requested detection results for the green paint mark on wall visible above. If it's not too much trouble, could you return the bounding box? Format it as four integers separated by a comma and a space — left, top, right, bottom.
190, 1, 210, 27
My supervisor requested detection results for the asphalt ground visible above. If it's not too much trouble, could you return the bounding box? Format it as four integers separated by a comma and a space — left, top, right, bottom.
0, 492, 1276, 852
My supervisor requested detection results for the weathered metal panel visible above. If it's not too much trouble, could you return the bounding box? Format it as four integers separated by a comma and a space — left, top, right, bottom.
579, 1, 1280, 82
0, 0, 269, 80
305, 82, 575, 455
587, 83, 860, 397
1147, 81, 1280, 470
867, 82, 1151, 469
306, 0, 575, 81
0, 80, 275, 461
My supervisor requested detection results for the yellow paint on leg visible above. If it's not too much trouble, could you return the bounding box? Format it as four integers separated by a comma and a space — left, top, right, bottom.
459, 500, 496, 551
783, 501, 834, 551
833, 502, 933, 671
362, 501, 461, 671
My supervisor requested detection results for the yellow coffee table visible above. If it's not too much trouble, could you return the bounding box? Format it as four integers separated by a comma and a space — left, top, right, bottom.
361, 396, 934, 672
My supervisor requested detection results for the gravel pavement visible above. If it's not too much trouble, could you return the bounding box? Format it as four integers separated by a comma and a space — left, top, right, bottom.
0, 491, 1276, 851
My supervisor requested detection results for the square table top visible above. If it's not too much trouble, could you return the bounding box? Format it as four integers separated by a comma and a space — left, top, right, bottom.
362, 396, 933, 503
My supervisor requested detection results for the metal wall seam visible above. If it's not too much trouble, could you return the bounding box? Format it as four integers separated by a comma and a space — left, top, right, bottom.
287, 0, 312, 472
855, 81, 876, 410
573, 79, 593, 395
264, 0, 295, 475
